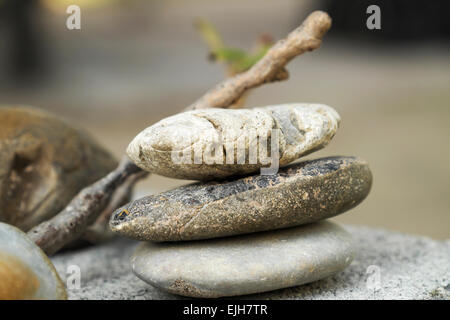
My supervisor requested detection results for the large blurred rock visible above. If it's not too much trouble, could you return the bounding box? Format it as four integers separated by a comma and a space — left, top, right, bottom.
0, 106, 117, 231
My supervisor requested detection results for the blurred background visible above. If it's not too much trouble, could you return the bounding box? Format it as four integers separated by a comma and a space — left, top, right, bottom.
1, 0, 449, 239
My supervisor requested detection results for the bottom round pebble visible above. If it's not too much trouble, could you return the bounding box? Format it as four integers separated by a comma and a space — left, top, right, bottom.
132, 221, 354, 298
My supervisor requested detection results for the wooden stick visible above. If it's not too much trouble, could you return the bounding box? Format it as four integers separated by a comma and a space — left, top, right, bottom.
186, 11, 331, 110
27, 158, 146, 255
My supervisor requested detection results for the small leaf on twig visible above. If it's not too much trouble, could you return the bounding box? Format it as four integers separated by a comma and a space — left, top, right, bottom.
195, 18, 274, 75
194, 18, 225, 53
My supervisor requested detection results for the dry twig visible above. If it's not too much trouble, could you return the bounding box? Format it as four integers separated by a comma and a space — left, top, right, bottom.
28, 11, 331, 255
187, 11, 331, 110
81, 169, 148, 244
28, 158, 146, 255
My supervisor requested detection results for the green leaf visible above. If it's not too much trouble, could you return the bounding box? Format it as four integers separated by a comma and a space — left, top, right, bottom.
195, 18, 225, 52
195, 18, 274, 74
233, 46, 271, 72
214, 48, 247, 63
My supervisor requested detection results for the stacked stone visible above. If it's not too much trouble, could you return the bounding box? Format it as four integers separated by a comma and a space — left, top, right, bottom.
109, 103, 372, 298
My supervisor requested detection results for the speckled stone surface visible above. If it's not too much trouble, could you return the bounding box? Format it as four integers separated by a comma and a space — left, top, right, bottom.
51, 225, 449, 300
110, 156, 372, 241
127, 103, 340, 180
131, 221, 354, 298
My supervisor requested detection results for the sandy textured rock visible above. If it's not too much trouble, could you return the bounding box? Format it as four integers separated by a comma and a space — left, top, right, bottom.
127, 103, 340, 180
51, 225, 450, 300
132, 221, 354, 298
0, 223, 66, 299
110, 156, 372, 241
0, 106, 117, 231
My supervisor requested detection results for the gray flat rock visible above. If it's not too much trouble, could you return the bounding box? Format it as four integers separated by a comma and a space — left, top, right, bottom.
132, 221, 354, 298
51, 225, 450, 300
110, 156, 372, 241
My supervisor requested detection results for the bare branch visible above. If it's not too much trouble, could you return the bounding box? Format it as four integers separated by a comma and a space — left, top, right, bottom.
186, 11, 331, 111
81, 169, 148, 244
27, 158, 147, 255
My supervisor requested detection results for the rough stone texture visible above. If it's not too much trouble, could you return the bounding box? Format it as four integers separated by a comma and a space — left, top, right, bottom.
110, 156, 372, 241
51, 225, 450, 300
0, 106, 117, 231
0, 223, 67, 299
127, 103, 340, 180
132, 221, 354, 298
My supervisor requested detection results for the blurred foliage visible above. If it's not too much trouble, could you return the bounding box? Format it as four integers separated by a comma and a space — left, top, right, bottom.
195, 18, 273, 76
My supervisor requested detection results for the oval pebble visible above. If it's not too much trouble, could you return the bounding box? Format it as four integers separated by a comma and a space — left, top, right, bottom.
132, 221, 354, 298
126, 103, 340, 180
110, 156, 372, 241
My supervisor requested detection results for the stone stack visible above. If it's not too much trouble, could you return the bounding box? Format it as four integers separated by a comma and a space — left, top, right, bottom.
109, 103, 372, 298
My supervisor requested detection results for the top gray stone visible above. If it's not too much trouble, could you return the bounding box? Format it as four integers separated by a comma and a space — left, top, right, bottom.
51, 225, 450, 300
127, 103, 340, 180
